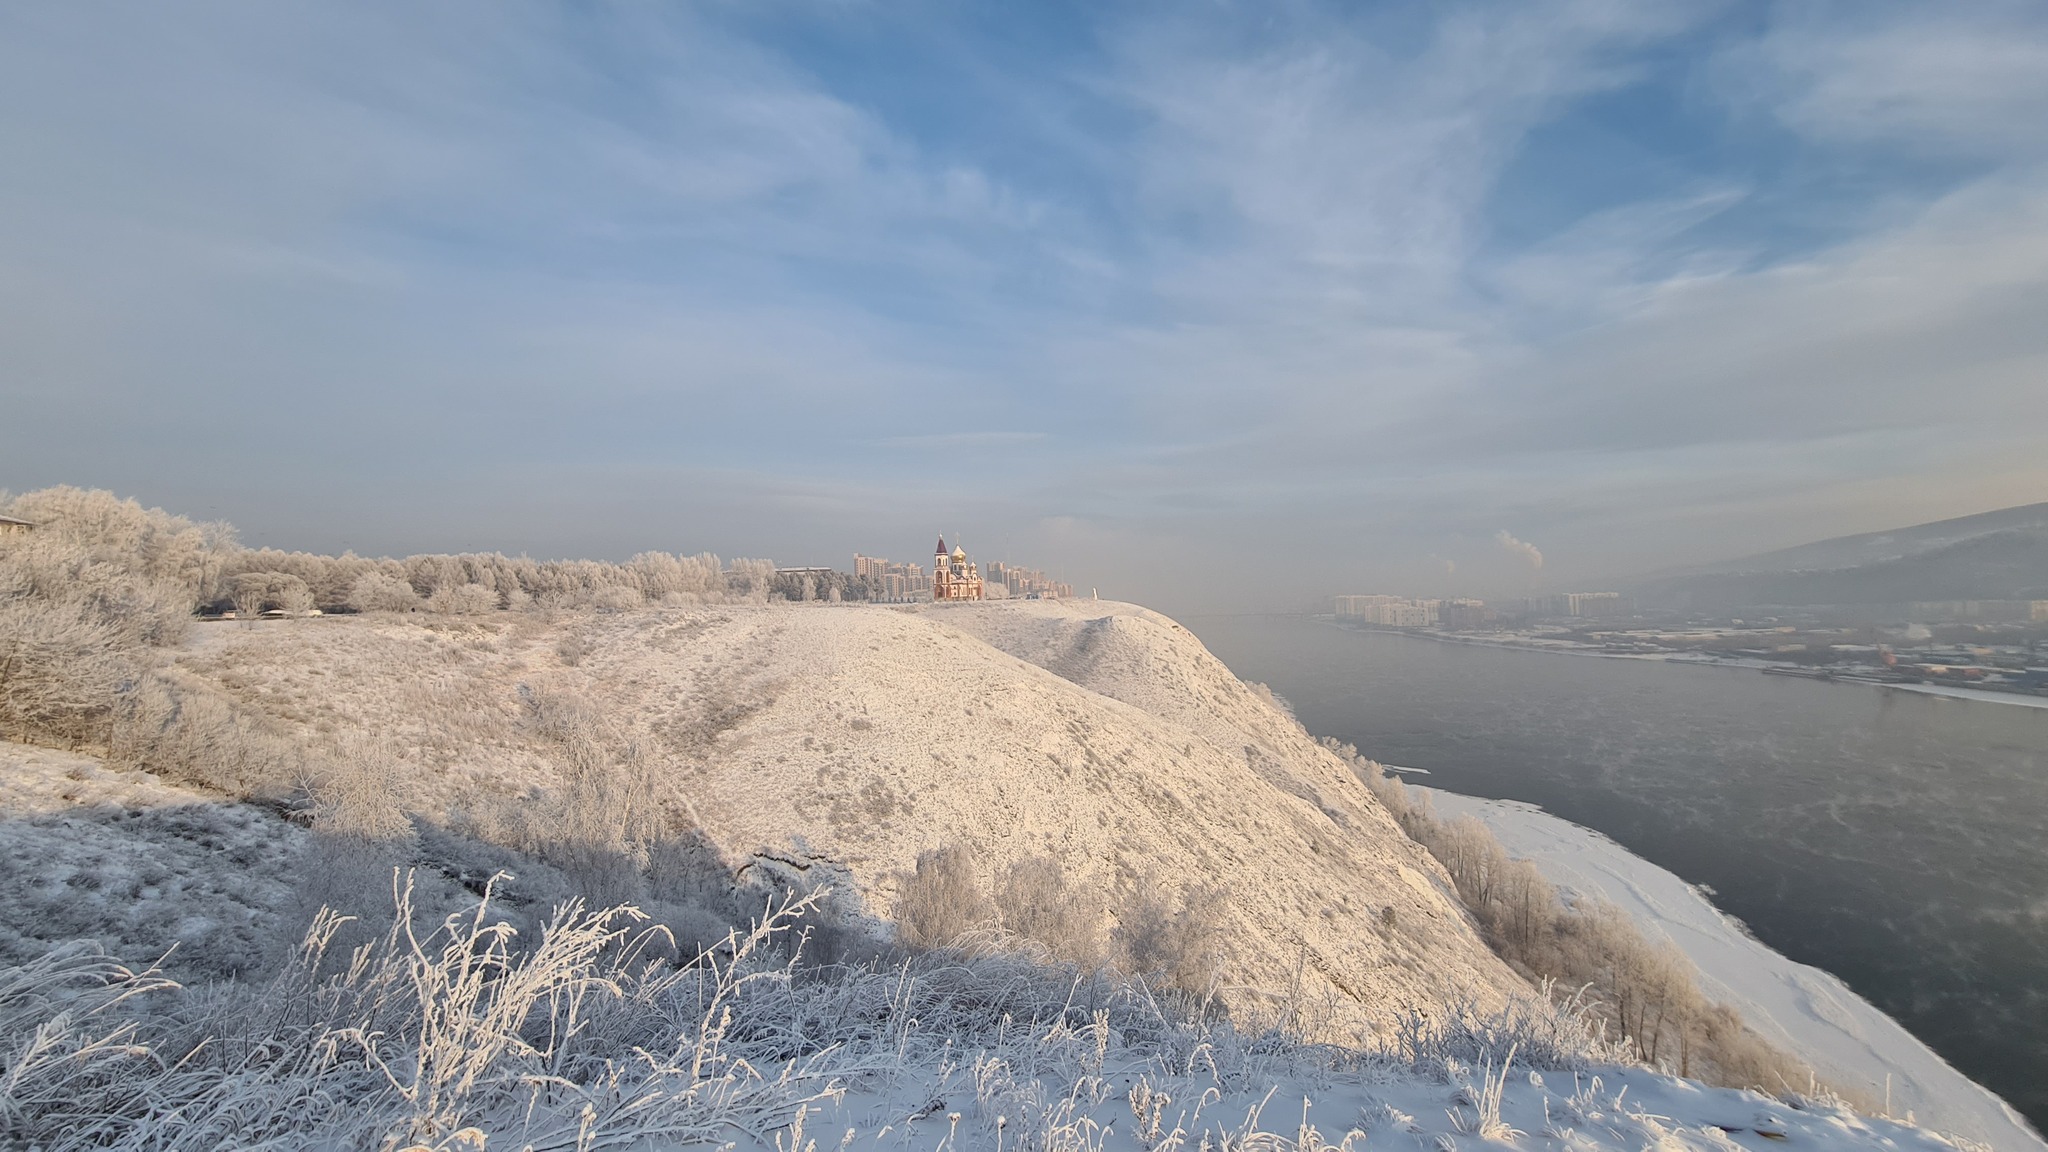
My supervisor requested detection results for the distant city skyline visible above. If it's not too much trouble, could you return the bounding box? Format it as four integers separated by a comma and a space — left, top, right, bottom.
5, 3, 2047, 615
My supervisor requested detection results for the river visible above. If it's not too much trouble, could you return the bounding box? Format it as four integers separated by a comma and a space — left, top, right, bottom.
1188, 614, 2048, 1131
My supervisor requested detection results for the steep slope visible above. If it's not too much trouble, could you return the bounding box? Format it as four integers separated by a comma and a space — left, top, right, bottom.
923, 600, 1380, 835
170, 600, 1530, 1042
1427, 789, 2048, 1152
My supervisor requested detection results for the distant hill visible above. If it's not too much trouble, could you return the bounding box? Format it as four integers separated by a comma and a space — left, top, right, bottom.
1636, 502, 2048, 607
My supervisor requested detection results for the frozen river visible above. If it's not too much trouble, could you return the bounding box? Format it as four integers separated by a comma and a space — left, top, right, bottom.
1189, 615, 2048, 1134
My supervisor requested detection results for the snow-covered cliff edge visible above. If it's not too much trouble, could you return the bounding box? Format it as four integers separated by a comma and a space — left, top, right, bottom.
1426, 788, 2045, 1152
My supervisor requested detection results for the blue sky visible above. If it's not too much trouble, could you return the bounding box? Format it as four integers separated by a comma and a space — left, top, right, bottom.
4, 1, 2047, 611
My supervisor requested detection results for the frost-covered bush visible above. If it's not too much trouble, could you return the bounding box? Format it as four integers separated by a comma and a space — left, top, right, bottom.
297, 734, 420, 948
996, 854, 1105, 966
109, 672, 303, 799
0, 596, 132, 746
1114, 872, 1227, 996
892, 844, 994, 949
588, 584, 645, 612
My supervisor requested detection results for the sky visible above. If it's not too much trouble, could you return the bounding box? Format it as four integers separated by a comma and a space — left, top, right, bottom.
4, 1, 2048, 614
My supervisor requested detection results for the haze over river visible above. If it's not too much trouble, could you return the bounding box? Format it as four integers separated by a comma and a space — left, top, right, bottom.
1190, 615, 2048, 1131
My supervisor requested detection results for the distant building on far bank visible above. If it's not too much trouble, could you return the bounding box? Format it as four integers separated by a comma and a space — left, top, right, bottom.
1439, 598, 1491, 629
0, 515, 32, 536
1906, 599, 2048, 624
1334, 595, 1439, 627
1495, 593, 1636, 619
1558, 591, 1631, 618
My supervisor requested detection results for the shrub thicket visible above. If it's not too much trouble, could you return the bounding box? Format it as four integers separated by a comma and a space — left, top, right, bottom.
0, 488, 218, 748
1112, 872, 1227, 997
1331, 738, 1821, 1095
890, 843, 1224, 1000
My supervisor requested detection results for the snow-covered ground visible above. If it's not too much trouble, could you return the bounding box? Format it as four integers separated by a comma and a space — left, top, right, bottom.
1880, 681, 2048, 710
168, 600, 1533, 1041
745, 1060, 1981, 1151
1424, 788, 2047, 1152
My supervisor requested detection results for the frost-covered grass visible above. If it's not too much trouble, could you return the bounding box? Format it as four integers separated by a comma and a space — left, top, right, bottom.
0, 873, 1641, 1152
2, 879, 1972, 1152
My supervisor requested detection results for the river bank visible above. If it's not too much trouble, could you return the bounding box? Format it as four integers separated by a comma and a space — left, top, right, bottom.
1423, 787, 2046, 1152
1321, 619, 2048, 711
1188, 614, 2048, 1133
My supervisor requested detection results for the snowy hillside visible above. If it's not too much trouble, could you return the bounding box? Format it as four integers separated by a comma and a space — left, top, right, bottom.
0, 741, 1985, 1152
0, 567, 1999, 1150
161, 599, 1526, 1040
1426, 788, 2045, 1152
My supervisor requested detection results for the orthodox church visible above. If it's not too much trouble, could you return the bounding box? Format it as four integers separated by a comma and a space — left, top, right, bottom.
932, 536, 983, 601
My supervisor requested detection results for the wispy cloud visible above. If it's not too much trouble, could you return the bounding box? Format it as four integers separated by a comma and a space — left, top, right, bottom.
869, 432, 1049, 450
3, 1, 2046, 610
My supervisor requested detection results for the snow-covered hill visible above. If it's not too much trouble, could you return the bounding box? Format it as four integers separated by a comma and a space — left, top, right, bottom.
162, 598, 1525, 1041
2, 597, 2007, 1150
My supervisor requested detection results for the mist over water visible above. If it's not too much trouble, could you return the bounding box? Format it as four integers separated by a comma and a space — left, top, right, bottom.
1190, 615, 2048, 1129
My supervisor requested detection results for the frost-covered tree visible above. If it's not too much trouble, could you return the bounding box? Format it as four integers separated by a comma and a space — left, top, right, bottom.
273, 575, 316, 616
426, 583, 499, 615
232, 573, 270, 618
0, 491, 205, 746
347, 571, 420, 613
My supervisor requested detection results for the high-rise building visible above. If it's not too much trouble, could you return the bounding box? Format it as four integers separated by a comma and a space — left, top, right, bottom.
1333, 595, 1440, 627
854, 553, 931, 602
1439, 599, 1490, 629
1558, 592, 1630, 618
985, 560, 1070, 599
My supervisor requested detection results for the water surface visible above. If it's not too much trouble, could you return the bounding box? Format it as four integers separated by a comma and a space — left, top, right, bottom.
1190, 615, 2048, 1129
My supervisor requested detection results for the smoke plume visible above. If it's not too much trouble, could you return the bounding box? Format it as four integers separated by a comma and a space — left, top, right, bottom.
1495, 530, 1544, 569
